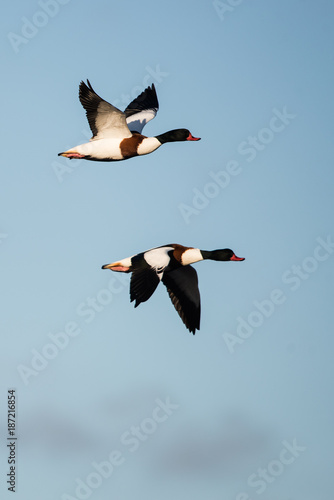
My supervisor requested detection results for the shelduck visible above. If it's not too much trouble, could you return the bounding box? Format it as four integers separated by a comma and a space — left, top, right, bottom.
102, 244, 245, 334
58, 80, 200, 162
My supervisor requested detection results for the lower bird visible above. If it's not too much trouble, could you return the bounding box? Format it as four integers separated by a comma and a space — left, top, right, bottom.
102, 244, 245, 334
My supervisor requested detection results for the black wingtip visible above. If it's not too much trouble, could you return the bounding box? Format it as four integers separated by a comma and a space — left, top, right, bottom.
130, 295, 140, 308
79, 79, 94, 97
188, 321, 200, 335
86, 79, 94, 91
124, 83, 159, 118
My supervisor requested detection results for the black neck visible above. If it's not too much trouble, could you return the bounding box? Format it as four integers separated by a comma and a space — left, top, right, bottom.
200, 250, 213, 260
155, 129, 189, 144
155, 130, 176, 144
200, 249, 234, 261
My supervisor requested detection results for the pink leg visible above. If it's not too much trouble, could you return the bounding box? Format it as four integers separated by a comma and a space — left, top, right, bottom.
110, 266, 130, 272
63, 152, 86, 159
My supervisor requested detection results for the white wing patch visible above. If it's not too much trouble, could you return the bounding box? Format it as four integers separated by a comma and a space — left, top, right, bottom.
144, 247, 174, 276
94, 102, 132, 140
126, 109, 158, 134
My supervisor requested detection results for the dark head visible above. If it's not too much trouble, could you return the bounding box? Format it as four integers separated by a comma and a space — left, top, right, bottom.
200, 249, 245, 262
156, 128, 201, 144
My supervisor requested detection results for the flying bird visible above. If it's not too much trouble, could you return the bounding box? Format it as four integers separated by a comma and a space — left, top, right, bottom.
58, 80, 200, 162
102, 244, 245, 334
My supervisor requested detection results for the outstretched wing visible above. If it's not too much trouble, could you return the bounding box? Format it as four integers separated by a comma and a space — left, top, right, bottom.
162, 266, 201, 334
79, 80, 132, 140
130, 268, 161, 308
124, 84, 159, 134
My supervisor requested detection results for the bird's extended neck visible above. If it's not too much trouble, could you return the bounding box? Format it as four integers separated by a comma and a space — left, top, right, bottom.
155, 130, 178, 144
155, 128, 195, 144
181, 248, 204, 265
200, 250, 215, 260
200, 249, 245, 262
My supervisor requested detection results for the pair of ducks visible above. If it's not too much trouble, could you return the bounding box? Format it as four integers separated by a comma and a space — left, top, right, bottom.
59, 81, 245, 334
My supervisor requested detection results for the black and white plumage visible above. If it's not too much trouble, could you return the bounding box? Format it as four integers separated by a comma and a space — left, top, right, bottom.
124, 84, 159, 134
102, 244, 245, 334
58, 80, 200, 162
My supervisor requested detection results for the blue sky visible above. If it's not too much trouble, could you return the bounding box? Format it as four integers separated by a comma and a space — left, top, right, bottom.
1, 1, 334, 499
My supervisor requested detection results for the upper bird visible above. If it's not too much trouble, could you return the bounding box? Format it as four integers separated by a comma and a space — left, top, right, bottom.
58, 80, 200, 162
102, 244, 245, 334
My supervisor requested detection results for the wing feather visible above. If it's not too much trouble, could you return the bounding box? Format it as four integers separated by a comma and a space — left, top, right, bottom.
124, 84, 159, 134
130, 268, 161, 308
79, 80, 132, 140
162, 266, 201, 334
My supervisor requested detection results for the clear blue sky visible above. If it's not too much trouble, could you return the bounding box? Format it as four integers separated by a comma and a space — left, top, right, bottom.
1, 1, 334, 499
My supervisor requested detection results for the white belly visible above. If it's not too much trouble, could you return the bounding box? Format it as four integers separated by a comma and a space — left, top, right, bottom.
75, 139, 124, 160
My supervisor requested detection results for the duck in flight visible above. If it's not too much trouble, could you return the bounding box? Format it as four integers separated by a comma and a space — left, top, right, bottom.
58, 80, 200, 162
102, 244, 245, 334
